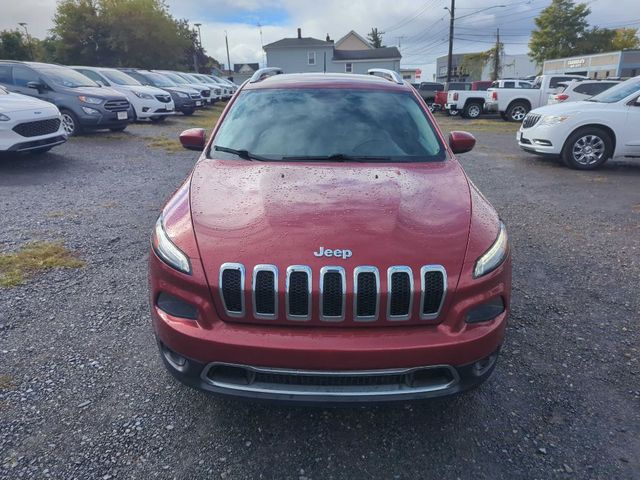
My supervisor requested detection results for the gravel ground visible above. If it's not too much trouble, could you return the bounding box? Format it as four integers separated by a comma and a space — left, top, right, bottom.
1, 110, 639, 480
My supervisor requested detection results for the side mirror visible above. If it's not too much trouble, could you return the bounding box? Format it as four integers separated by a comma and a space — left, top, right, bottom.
27, 81, 45, 92
179, 128, 206, 151
449, 131, 476, 154
635, 97, 640, 105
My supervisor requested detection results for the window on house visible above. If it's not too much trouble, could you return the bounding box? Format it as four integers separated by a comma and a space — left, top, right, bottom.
308, 51, 316, 65
345, 63, 353, 73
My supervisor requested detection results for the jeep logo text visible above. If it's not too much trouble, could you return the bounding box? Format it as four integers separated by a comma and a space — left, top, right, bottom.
313, 247, 352, 260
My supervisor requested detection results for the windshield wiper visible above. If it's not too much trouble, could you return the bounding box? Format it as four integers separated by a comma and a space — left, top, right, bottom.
282, 153, 391, 162
213, 145, 270, 161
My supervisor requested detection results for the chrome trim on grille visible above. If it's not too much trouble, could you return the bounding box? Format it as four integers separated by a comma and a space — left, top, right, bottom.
219, 262, 245, 318
201, 362, 461, 398
387, 266, 413, 321
353, 266, 380, 322
285, 265, 312, 321
420, 265, 447, 320
252, 264, 278, 320
319, 266, 346, 322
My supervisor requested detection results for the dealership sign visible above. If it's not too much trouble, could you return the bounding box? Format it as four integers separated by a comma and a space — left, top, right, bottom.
567, 58, 586, 68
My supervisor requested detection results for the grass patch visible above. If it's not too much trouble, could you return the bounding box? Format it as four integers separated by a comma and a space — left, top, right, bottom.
0, 242, 84, 288
145, 136, 184, 153
172, 104, 225, 130
435, 115, 520, 134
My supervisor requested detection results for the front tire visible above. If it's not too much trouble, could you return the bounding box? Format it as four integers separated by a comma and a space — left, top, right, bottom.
60, 109, 81, 136
561, 127, 612, 170
506, 102, 529, 122
462, 102, 482, 119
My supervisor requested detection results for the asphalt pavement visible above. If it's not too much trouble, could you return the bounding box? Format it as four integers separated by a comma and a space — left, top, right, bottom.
1, 112, 639, 480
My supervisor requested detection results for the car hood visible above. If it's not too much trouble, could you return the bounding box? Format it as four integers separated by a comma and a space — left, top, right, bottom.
190, 159, 472, 284
123, 84, 167, 96
62, 85, 128, 100
531, 100, 600, 116
0, 92, 59, 113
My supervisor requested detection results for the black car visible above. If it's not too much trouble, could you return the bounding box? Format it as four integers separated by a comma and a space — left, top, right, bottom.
120, 69, 203, 116
0, 61, 132, 135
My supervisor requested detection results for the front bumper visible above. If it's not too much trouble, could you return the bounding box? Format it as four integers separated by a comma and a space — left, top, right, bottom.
134, 99, 176, 119
0, 122, 68, 152
445, 103, 459, 111
484, 101, 498, 113
517, 124, 563, 156
78, 109, 130, 129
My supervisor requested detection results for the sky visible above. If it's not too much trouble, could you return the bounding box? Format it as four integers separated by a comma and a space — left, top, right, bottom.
2, 0, 640, 79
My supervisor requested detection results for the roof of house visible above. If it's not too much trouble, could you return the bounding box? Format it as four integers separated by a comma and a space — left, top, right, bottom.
233, 63, 259, 73
335, 30, 372, 50
263, 37, 334, 49
333, 47, 401, 61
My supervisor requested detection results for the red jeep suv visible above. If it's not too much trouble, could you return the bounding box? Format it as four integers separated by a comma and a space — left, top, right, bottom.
149, 68, 511, 404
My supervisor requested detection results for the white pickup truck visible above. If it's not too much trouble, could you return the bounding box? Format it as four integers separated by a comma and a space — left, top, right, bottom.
485, 74, 587, 122
444, 80, 492, 118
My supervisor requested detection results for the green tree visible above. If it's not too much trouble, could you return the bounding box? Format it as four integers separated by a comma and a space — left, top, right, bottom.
0, 30, 31, 60
528, 0, 590, 64
367, 28, 384, 48
612, 27, 640, 50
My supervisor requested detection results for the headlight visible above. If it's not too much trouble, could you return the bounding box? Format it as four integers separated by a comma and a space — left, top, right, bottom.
176, 91, 188, 98
474, 222, 508, 278
152, 216, 191, 274
0, 113, 10, 121
538, 115, 570, 126
78, 96, 103, 105
133, 91, 154, 99
81, 106, 100, 115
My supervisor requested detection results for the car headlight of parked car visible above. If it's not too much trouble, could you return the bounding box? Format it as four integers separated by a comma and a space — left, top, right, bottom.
133, 91, 154, 99
474, 222, 508, 278
0, 113, 10, 121
152, 216, 191, 274
78, 95, 103, 105
538, 115, 570, 126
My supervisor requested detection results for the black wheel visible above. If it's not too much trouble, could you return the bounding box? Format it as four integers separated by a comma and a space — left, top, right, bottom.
150, 116, 167, 123
60, 109, 82, 136
506, 102, 529, 122
110, 126, 127, 132
462, 102, 482, 119
561, 127, 612, 170
29, 147, 53, 155
182, 109, 195, 116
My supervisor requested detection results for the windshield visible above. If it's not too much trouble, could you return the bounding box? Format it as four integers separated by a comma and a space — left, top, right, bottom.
587, 78, 640, 103
212, 89, 445, 162
145, 72, 176, 87
161, 72, 189, 84
41, 67, 98, 88
102, 69, 140, 86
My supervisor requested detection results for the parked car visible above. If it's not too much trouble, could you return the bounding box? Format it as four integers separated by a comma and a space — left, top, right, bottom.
187, 73, 223, 101
120, 69, 202, 116
485, 74, 587, 122
488, 79, 533, 89
0, 61, 131, 135
0, 85, 67, 154
150, 68, 512, 404
517, 76, 640, 170
72, 66, 176, 123
434, 82, 472, 115
547, 79, 620, 105
412, 82, 444, 110
152, 70, 212, 105
445, 80, 493, 118
208, 74, 238, 96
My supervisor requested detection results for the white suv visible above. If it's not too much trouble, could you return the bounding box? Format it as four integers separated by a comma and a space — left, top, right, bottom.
517, 76, 640, 169
73, 66, 176, 122
548, 79, 620, 104
0, 85, 67, 154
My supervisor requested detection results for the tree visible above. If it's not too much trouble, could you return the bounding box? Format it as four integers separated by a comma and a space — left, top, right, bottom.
460, 52, 490, 80
0, 30, 31, 60
575, 27, 616, 55
612, 28, 640, 50
529, 0, 590, 65
367, 28, 384, 48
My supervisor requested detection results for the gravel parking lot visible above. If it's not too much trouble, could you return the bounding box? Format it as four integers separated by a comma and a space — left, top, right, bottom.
1, 109, 639, 480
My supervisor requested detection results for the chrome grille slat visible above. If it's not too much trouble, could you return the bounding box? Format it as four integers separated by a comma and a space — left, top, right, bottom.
522, 113, 541, 129
387, 266, 413, 321
353, 266, 380, 321
320, 266, 346, 321
420, 265, 447, 320
252, 265, 278, 320
286, 266, 312, 321
219, 263, 245, 317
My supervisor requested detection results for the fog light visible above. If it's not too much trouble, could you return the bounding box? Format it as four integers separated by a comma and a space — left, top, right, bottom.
161, 344, 188, 371
472, 352, 498, 377
466, 297, 505, 323
142, 107, 150, 112
533, 139, 552, 146
82, 106, 100, 115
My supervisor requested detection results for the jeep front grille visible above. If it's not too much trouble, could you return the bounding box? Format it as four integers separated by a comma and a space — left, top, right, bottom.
218, 263, 447, 325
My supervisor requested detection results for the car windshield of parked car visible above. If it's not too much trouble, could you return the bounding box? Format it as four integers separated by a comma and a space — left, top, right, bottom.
161, 72, 188, 84
213, 88, 445, 162
102, 69, 141, 86
587, 79, 640, 103
41, 67, 98, 88
146, 73, 176, 87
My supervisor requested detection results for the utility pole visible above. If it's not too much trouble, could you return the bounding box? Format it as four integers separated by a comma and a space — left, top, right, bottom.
492, 28, 500, 81
225, 31, 232, 76
446, 0, 455, 83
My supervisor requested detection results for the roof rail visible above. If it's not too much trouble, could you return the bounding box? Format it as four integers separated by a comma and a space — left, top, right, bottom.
249, 67, 283, 83
367, 68, 404, 85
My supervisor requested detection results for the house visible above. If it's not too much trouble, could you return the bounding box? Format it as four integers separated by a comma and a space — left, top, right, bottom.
263, 29, 401, 75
